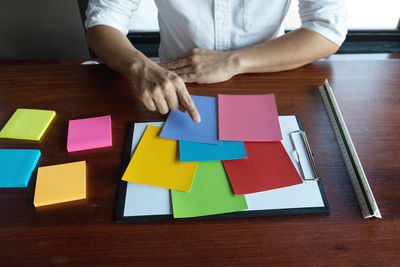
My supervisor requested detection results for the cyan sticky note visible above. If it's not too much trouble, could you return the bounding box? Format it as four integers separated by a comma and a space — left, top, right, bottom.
0, 149, 41, 188
179, 140, 247, 162
160, 95, 220, 144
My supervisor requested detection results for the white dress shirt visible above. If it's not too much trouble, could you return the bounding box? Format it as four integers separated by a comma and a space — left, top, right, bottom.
85, 0, 347, 62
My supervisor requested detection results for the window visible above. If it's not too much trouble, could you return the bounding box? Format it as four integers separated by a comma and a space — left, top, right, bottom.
128, 0, 400, 32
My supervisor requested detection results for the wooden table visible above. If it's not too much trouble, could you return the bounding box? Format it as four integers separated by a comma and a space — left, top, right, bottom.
0, 55, 399, 266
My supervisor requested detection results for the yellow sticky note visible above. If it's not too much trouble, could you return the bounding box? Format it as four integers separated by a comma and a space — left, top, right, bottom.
122, 126, 197, 191
34, 161, 86, 207
0, 108, 56, 141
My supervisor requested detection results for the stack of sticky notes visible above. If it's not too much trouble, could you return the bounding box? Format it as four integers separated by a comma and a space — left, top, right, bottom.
34, 161, 87, 207
122, 94, 303, 219
0, 149, 41, 188
1, 109, 112, 208
67, 115, 112, 152
0, 108, 55, 141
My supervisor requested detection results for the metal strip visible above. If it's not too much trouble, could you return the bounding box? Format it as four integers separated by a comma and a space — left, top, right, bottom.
319, 79, 381, 219
290, 130, 320, 181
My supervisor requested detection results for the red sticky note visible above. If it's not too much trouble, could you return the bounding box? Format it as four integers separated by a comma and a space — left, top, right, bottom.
218, 94, 282, 141
223, 141, 302, 195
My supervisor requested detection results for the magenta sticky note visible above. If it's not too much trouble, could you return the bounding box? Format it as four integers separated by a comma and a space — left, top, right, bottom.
218, 94, 282, 141
67, 115, 112, 152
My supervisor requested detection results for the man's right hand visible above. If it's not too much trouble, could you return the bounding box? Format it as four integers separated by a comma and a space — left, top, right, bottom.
130, 59, 201, 123
86, 25, 200, 123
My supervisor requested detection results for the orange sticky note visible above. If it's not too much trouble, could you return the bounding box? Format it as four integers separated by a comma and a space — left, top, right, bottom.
33, 161, 86, 207
122, 126, 197, 191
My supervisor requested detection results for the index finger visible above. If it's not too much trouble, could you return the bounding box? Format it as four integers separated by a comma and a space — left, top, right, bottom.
176, 83, 201, 123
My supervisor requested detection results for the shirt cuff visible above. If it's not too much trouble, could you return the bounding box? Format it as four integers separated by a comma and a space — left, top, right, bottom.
86, 19, 130, 36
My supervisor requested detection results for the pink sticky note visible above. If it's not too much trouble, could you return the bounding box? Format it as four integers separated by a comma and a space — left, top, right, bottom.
67, 115, 112, 152
218, 94, 282, 141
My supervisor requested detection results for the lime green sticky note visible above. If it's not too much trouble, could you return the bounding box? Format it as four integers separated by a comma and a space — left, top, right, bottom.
171, 161, 248, 218
0, 109, 56, 141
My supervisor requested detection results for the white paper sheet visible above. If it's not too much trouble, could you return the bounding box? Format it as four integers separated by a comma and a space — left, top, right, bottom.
123, 122, 172, 216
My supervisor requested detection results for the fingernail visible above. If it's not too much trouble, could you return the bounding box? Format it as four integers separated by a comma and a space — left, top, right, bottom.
194, 114, 201, 123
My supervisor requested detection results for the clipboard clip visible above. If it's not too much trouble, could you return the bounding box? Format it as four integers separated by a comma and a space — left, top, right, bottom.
290, 130, 320, 181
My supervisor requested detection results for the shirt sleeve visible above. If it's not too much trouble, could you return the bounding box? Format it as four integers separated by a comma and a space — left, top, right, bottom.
298, 0, 348, 46
85, 0, 142, 35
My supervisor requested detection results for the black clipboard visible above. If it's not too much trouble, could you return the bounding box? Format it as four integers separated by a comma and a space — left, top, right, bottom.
115, 116, 330, 223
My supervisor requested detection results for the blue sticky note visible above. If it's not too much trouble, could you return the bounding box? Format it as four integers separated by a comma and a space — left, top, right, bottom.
0, 149, 41, 188
160, 95, 220, 144
179, 140, 247, 162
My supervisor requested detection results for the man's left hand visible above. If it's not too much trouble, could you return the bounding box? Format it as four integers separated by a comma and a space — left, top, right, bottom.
160, 48, 240, 84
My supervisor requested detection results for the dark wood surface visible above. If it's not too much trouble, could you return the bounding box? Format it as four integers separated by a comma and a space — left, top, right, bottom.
0, 55, 399, 266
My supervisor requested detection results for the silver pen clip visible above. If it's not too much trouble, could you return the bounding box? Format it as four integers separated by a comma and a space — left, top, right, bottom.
290, 130, 320, 181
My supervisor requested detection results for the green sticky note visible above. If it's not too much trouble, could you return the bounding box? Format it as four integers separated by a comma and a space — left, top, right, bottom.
171, 161, 248, 218
0, 109, 55, 141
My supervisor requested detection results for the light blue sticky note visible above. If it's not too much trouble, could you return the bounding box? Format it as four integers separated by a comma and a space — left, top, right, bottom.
179, 140, 247, 162
0, 149, 41, 188
160, 95, 220, 144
